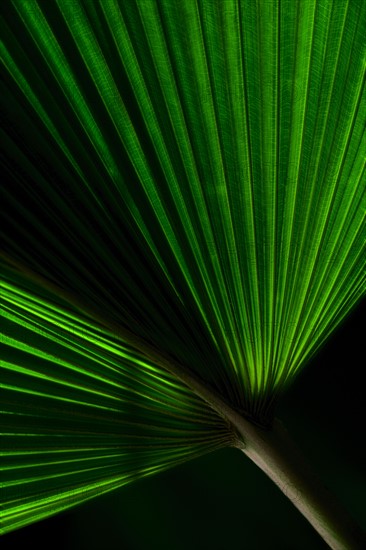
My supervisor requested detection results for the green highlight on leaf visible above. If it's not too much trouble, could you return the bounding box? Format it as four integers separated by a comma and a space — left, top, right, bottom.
1, 270, 232, 533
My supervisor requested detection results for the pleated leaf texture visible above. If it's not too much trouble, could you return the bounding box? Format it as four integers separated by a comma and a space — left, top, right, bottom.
1, 265, 232, 533
1, 0, 365, 535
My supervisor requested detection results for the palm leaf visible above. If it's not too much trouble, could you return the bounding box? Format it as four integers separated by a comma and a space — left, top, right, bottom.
1, 0, 365, 546
1, 264, 232, 533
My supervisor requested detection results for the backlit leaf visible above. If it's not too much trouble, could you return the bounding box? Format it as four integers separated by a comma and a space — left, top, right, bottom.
1, 0, 365, 535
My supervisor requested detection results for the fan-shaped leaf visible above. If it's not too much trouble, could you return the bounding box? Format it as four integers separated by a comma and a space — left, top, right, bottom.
1, 266, 231, 533
1, 0, 365, 539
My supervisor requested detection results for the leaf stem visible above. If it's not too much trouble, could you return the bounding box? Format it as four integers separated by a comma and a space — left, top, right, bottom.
3, 257, 365, 548
233, 417, 365, 550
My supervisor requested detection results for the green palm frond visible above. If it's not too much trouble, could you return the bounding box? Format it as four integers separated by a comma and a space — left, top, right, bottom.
1, 0, 365, 545
1, 265, 231, 533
